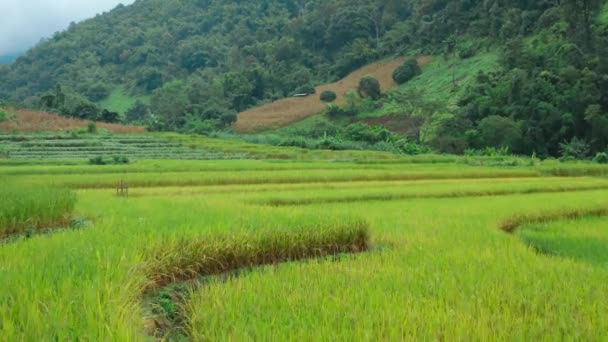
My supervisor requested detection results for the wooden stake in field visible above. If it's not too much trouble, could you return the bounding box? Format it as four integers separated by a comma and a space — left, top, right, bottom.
117, 180, 129, 197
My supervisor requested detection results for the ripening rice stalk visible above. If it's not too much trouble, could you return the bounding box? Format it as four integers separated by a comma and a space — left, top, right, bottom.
142, 220, 369, 291
499, 207, 608, 233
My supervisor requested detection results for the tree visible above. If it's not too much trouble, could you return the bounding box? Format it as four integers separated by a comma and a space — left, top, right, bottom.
69, 101, 100, 120
100, 109, 119, 123
477, 115, 522, 151
358, 76, 381, 100
219, 111, 238, 127
221, 72, 255, 112
150, 80, 190, 129
83, 83, 110, 102
392, 58, 421, 84
87, 121, 97, 134
320, 90, 337, 102
593, 152, 608, 164
41, 84, 66, 110
126, 100, 150, 122
562, 0, 602, 48
444, 35, 458, 89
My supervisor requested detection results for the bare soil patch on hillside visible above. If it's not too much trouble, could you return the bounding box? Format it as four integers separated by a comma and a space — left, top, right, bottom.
234, 57, 431, 133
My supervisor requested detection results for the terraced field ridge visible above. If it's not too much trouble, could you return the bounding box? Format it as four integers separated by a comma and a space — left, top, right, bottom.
143, 222, 369, 338
0, 134, 247, 160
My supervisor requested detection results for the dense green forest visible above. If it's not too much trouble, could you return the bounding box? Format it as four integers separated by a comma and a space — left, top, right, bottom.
1, 0, 608, 158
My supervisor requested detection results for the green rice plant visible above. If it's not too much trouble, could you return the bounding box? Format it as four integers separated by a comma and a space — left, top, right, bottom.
258, 181, 608, 206
9, 166, 542, 189
3, 158, 608, 340
517, 217, 608, 267
0, 182, 76, 237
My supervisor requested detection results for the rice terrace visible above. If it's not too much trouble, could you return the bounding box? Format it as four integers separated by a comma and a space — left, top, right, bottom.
2, 124, 608, 339
2, 0, 608, 340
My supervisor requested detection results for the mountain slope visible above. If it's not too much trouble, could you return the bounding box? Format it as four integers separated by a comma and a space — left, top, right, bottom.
235, 58, 430, 133
2, 0, 608, 158
0, 0, 561, 130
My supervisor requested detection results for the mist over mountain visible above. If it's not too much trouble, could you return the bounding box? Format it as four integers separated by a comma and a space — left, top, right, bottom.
0, 54, 19, 65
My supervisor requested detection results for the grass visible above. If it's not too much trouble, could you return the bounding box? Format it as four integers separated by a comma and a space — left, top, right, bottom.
0, 108, 145, 133
2, 157, 608, 339
98, 86, 150, 115
358, 52, 499, 119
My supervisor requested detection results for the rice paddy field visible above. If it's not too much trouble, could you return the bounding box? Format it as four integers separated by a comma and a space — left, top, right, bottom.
0, 133, 246, 160
1, 146, 608, 340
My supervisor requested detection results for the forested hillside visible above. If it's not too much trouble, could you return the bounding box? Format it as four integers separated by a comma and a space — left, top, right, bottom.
1, 0, 608, 157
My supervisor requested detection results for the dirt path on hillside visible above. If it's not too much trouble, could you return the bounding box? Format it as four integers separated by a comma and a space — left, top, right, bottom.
234, 56, 431, 133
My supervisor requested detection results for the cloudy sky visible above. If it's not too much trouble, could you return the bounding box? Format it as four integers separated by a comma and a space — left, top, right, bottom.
0, 0, 135, 55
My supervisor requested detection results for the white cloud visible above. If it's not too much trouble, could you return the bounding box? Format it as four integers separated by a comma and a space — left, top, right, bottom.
0, 0, 135, 54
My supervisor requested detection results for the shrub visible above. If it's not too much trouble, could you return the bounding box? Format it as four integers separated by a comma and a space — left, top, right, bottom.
0, 146, 8, 159
320, 90, 337, 103
325, 104, 356, 118
318, 135, 347, 150
559, 137, 590, 160
342, 123, 394, 145
219, 112, 238, 127
593, 152, 608, 164
0, 109, 8, 122
112, 156, 130, 164
87, 121, 97, 134
90, 155, 130, 165
277, 136, 314, 149
126, 100, 150, 122
370, 141, 400, 153
89, 156, 107, 165
392, 58, 421, 84
477, 115, 522, 151
294, 84, 316, 95
358, 76, 381, 100
395, 139, 429, 155
100, 110, 119, 123
459, 47, 477, 59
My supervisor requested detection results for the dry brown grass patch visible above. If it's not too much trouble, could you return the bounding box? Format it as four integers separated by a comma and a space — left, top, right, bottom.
0, 108, 145, 133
